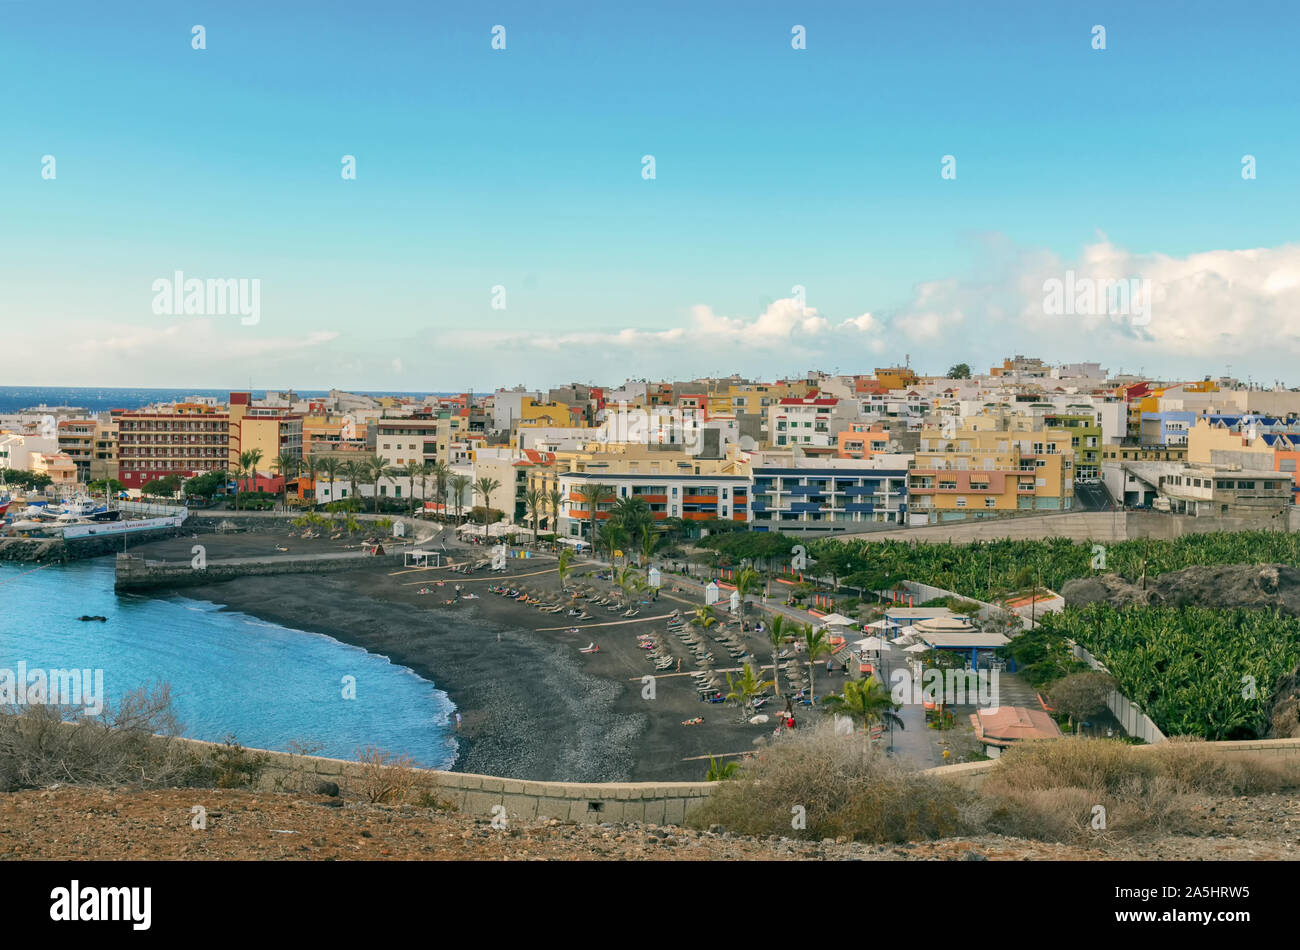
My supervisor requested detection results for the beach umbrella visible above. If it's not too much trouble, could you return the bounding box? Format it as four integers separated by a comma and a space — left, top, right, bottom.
904, 642, 929, 653
818, 613, 855, 628
854, 636, 892, 652
865, 619, 898, 630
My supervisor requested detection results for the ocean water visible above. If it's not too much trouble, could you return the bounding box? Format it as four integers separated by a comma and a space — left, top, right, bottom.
0, 386, 451, 414
0, 559, 457, 768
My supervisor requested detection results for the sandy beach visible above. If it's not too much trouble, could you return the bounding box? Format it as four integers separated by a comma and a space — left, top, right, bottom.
131, 525, 832, 783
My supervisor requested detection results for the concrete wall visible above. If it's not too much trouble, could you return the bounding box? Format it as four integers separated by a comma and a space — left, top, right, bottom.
175, 736, 713, 826
924, 737, 1300, 788
177, 733, 1300, 821
832, 509, 1300, 545
1073, 643, 1167, 744
114, 549, 413, 591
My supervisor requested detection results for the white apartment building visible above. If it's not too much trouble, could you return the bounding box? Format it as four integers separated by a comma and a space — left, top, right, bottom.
766, 396, 857, 450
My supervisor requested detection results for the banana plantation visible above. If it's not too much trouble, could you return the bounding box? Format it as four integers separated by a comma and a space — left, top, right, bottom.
1038, 604, 1300, 740
804, 531, 1300, 603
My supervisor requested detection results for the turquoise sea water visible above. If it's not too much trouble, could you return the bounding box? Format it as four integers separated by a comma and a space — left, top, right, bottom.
0, 559, 457, 769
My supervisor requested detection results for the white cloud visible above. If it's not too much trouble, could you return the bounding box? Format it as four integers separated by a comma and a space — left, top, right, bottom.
890, 237, 1300, 364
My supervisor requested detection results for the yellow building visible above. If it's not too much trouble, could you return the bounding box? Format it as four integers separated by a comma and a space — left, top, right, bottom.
525, 443, 746, 502
908, 424, 1073, 521
1185, 418, 1274, 467
706, 380, 814, 417
31, 452, 78, 490
91, 420, 119, 483
513, 397, 579, 428
874, 366, 920, 390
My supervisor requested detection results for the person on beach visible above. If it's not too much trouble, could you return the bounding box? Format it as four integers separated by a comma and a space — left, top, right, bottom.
455, 712, 462, 730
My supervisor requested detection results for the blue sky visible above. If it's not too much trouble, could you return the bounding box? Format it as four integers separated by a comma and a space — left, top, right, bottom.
2, 0, 1298, 389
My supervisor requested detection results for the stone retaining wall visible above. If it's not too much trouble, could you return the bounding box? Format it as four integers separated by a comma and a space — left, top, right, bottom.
174, 735, 1300, 824
114, 549, 410, 591
174, 737, 714, 825
921, 737, 1300, 788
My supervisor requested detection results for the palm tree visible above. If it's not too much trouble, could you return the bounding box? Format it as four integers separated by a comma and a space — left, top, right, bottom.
724, 663, 774, 723
546, 487, 564, 534
578, 482, 614, 551
705, 756, 740, 782
639, 524, 657, 567
272, 454, 300, 509
403, 460, 424, 517
416, 462, 432, 517
610, 495, 652, 542
235, 448, 263, 511
599, 520, 628, 564
822, 677, 904, 748
767, 615, 789, 696
302, 454, 324, 507
734, 565, 760, 629
524, 488, 545, 543
474, 476, 501, 535
692, 606, 717, 629
314, 455, 341, 509
557, 547, 574, 588
429, 461, 450, 521
340, 459, 364, 511
365, 454, 395, 514
802, 624, 832, 705
614, 565, 639, 598
448, 474, 470, 524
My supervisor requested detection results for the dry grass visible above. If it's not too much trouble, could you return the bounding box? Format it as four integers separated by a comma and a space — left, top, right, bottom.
691, 729, 1300, 848
353, 746, 420, 804
979, 736, 1300, 844
689, 723, 971, 842
0, 685, 271, 792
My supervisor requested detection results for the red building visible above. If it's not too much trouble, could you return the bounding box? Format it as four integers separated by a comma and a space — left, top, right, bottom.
116, 404, 234, 489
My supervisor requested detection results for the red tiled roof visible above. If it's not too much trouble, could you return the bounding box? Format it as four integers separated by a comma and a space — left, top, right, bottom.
778, 397, 838, 407
970, 706, 1063, 747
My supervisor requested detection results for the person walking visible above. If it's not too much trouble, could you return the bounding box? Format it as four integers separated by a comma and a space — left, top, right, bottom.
454, 712, 462, 730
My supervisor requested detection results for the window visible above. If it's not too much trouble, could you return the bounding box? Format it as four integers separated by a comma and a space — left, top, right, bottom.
984, 497, 997, 508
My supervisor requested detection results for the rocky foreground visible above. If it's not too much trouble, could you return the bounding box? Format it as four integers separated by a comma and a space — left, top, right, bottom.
2, 787, 1298, 861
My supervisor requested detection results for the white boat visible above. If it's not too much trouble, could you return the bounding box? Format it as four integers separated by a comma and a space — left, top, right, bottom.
60, 495, 98, 517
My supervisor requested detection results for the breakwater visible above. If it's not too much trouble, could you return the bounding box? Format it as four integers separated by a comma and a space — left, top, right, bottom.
114, 549, 409, 591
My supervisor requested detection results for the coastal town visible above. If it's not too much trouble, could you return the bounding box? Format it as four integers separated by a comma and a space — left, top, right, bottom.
5, 356, 1296, 538
3, 359, 1300, 797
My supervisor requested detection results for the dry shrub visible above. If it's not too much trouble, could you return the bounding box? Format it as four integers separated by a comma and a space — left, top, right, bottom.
981, 737, 1300, 845
982, 737, 1156, 797
692, 730, 1300, 848
354, 746, 420, 804
187, 736, 271, 789
688, 723, 973, 842
0, 684, 197, 791
1147, 736, 1300, 795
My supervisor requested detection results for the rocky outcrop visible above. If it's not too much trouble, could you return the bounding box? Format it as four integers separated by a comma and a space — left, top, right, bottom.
1061, 563, 1300, 614
0, 538, 66, 562
1267, 667, 1300, 739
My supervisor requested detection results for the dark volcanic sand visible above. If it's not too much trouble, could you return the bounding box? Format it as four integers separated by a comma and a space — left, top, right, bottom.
138, 530, 816, 783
